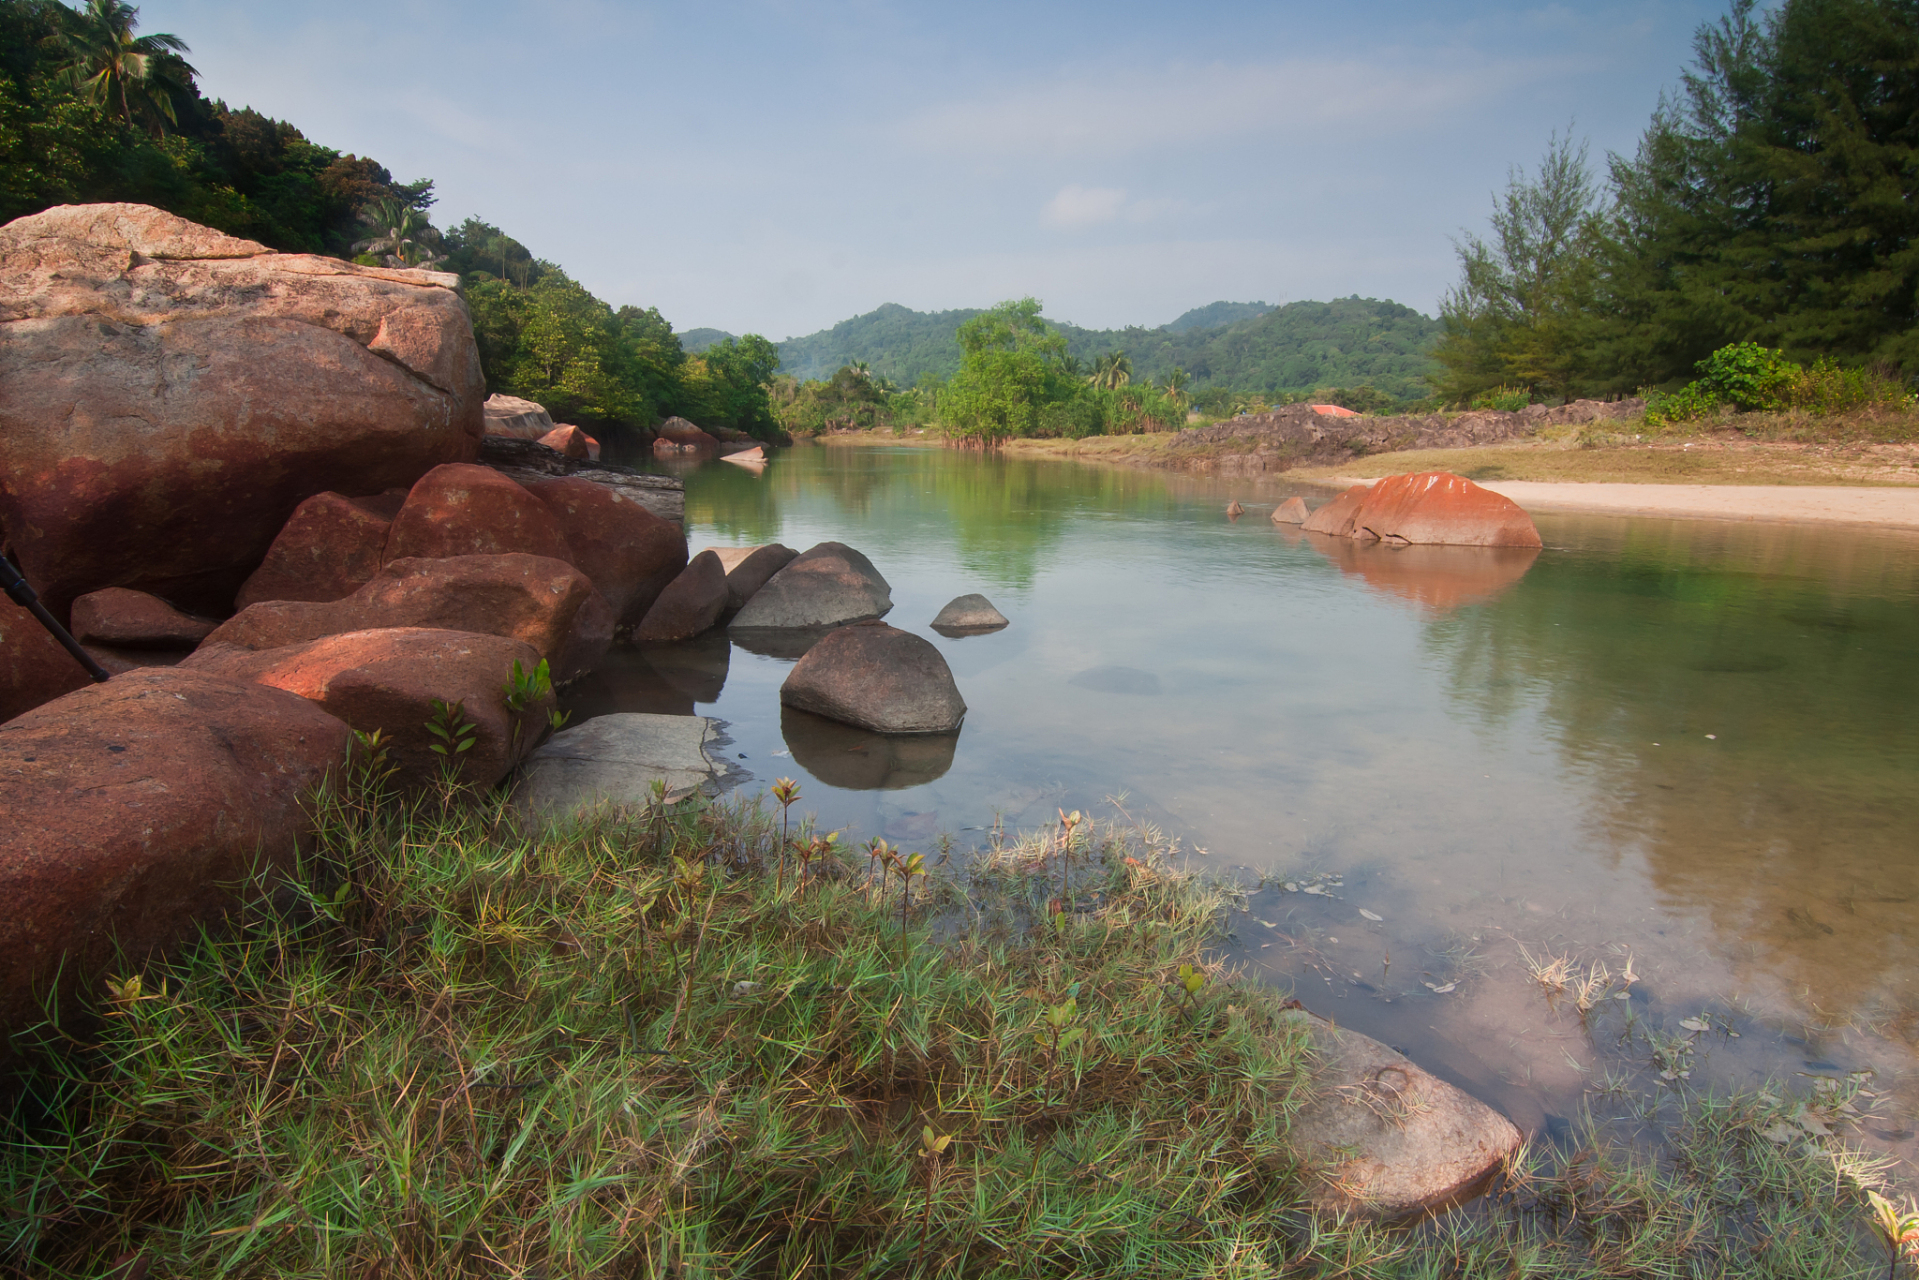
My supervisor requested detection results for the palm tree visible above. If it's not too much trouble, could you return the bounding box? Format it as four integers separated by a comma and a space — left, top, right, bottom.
1091, 351, 1132, 392
59, 0, 196, 131
1162, 365, 1190, 406
353, 199, 444, 268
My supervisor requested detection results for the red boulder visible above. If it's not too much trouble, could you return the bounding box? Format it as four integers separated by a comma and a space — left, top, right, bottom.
0, 597, 96, 721
538, 424, 592, 459
1304, 472, 1542, 548
70, 587, 219, 649
384, 463, 574, 565
522, 476, 687, 628
235, 489, 407, 609
634, 550, 730, 641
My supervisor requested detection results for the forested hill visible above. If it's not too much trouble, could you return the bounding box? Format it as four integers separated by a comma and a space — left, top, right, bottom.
755, 297, 1441, 400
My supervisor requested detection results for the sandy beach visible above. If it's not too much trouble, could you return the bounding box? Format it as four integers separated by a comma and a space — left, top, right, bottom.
1325, 477, 1919, 529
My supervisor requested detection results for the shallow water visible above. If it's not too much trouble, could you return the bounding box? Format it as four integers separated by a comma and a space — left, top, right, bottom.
567, 443, 1919, 1161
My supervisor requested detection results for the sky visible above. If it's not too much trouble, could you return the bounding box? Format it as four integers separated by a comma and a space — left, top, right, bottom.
138, 0, 1733, 341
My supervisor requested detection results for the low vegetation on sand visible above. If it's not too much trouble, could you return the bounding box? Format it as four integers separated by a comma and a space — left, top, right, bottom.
0, 781, 1906, 1277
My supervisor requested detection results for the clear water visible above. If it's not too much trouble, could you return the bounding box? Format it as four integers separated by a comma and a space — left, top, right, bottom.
567, 443, 1919, 1155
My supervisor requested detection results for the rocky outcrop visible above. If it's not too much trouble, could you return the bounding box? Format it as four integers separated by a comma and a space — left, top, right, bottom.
523, 476, 686, 628
478, 436, 686, 527
1282, 1008, 1522, 1216
0, 668, 351, 1049
70, 588, 218, 649
1271, 496, 1310, 525
235, 490, 407, 608
482, 393, 554, 440
184, 627, 551, 791
203, 553, 613, 684
729, 541, 892, 630
634, 550, 729, 642
710, 544, 798, 612
538, 424, 591, 458
779, 620, 966, 733
1303, 472, 1542, 548
513, 713, 746, 821
930, 593, 1009, 635
0, 204, 484, 617
383, 463, 575, 565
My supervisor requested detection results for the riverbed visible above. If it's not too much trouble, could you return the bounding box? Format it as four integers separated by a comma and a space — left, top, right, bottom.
568, 442, 1919, 1165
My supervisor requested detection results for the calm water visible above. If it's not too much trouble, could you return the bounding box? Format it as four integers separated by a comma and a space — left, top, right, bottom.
568, 443, 1919, 1154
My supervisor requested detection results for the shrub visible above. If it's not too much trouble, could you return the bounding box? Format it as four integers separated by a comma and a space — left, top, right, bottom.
1470, 386, 1531, 412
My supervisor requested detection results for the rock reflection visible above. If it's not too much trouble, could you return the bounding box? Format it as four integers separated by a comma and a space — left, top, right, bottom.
1306, 534, 1540, 613
729, 625, 834, 661
780, 706, 958, 790
559, 634, 731, 720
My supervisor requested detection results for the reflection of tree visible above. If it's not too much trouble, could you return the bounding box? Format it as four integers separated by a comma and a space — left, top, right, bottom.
1432, 521, 1919, 1010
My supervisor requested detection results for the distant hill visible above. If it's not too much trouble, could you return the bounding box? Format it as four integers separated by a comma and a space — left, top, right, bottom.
767, 298, 1440, 401
679, 328, 735, 354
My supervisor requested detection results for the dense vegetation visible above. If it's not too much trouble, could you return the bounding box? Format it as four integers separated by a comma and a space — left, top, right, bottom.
1436, 0, 1919, 408
0, 0, 781, 441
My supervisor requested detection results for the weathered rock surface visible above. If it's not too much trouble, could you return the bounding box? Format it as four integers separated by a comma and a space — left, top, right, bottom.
478, 436, 685, 527
235, 489, 407, 608
1303, 472, 1542, 548
708, 544, 798, 612
780, 620, 966, 733
780, 706, 958, 790
538, 424, 591, 458
482, 393, 554, 440
930, 593, 1009, 635
524, 476, 686, 628
513, 713, 746, 820
1271, 496, 1310, 525
384, 463, 575, 565
729, 541, 892, 630
203, 553, 613, 683
184, 627, 551, 791
0, 597, 97, 721
656, 416, 721, 451
1282, 1008, 1522, 1216
0, 668, 351, 1047
69, 587, 217, 649
0, 203, 484, 615
634, 550, 729, 641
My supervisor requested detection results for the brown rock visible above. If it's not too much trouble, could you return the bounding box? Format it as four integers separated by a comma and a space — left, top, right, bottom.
183, 627, 552, 792
1282, 1008, 1522, 1216
780, 620, 966, 733
384, 463, 575, 565
1271, 496, 1310, 525
0, 203, 484, 616
1333, 472, 1543, 548
656, 416, 721, 451
706, 543, 798, 612
538, 424, 591, 459
0, 667, 351, 1048
930, 593, 1009, 635
69, 587, 217, 649
523, 476, 687, 628
729, 541, 892, 630
583, 434, 601, 462
0, 597, 96, 721
482, 393, 554, 440
634, 550, 730, 641
203, 553, 613, 684
235, 490, 407, 608
1226, 500, 1245, 519
1300, 485, 1370, 538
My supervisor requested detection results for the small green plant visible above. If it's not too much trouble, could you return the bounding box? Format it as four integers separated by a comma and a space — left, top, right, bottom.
1172, 961, 1207, 1020
547, 708, 571, 733
347, 727, 398, 803
915, 1124, 955, 1273
1869, 1190, 1919, 1280
772, 777, 801, 891
1055, 808, 1082, 908
1471, 385, 1531, 412
425, 698, 476, 761
1035, 997, 1084, 1083
501, 657, 554, 714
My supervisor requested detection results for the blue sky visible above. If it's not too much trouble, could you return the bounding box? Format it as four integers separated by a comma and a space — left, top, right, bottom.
139, 0, 1731, 340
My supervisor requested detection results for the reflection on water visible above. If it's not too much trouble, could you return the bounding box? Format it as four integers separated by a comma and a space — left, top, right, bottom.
567, 443, 1919, 1162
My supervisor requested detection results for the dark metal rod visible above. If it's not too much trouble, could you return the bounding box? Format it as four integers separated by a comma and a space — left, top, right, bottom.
0, 556, 110, 683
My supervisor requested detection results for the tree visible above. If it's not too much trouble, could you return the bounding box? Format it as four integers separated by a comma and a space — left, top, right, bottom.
939, 298, 1073, 444
1090, 350, 1133, 391
57, 0, 195, 130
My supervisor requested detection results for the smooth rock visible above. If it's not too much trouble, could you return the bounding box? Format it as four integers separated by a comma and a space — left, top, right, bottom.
1271, 496, 1311, 525
930, 593, 1009, 636
780, 705, 958, 790
0, 668, 351, 1049
513, 713, 746, 820
523, 476, 687, 628
1282, 1008, 1522, 1216
634, 550, 729, 641
235, 490, 408, 609
384, 463, 575, 565
1304, 473, 1542, 548
1301, 485, 1371, 539
0, 203, 483, 616
0, 596, 96, 721
69, 587, 217, 649
729, 541, 892, 630
538, 424, 592, 459
1227, 500, 1245, 519
656, 416, 721, 451
202, 553, 613, 684
780, 620, 965, 734
482, 393, 554, 440
707, 543, 798, 612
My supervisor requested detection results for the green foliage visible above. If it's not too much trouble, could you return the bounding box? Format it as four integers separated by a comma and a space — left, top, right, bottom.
1647, 342, 1916, 424
1471, 385, 1534, 412
938, 298, 1074, 444
500, 658, 552, 714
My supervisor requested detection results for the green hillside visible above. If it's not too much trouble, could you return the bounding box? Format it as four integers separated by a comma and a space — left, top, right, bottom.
770, 298, 1440, 401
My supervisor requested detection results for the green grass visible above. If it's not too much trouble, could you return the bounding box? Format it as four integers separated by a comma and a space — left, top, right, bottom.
0, 781, 1905, 1278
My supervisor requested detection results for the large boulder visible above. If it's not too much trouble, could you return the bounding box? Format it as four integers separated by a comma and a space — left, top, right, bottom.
0, 668, 351, 1048
0, 597, 97, 721
707, 543, 798, 612
634, 550, 729, 642
930, 593, 1009, 636
522, 476, 686, 628
537, 425, 592, 459
1282, 1008, 1522, 1216
184, 627, 552, 792
656, 416, 721, 452
235, 489, 407, 609
383, 463, 575, 565
1271, 496, 1310, 525
1302, 473, 1542, 548
729, 541, 892, 630
0, 203, 485, 617
482, 393, 554, 440
202, 553, 613, 684
779, 620, 966, 733
69, 587, 218, 649
513, 713, 747, 821
478, 436, 686, 526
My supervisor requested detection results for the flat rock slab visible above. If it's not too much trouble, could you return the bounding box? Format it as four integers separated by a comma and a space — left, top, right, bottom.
513, 713, 747, 821
1282, 1009, 1521, 1217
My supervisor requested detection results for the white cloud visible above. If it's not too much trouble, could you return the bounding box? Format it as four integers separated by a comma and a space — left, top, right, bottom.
1042, 184, 1127, 229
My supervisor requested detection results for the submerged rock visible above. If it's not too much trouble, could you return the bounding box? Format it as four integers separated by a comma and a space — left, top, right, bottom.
729, 541, 892, 630
780, 620, 966, 734
930, 593, 1009, 636
512, 713, 746, 820
1282, 1007, 1522, 1217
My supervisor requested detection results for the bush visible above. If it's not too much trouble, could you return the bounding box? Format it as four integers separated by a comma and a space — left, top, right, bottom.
1788, 358, 1916, 415
1694, 342, 1799, 411
1647, 343, 1917, 426
1471, 386, 1532, 412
